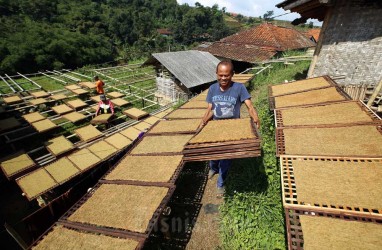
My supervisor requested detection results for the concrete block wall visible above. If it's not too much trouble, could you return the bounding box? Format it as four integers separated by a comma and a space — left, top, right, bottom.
313, 0, 382, 86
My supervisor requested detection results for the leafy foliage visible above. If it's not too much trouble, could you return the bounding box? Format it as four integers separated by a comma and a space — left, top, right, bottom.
0, 0, 231, 74
219, 61, 311, 249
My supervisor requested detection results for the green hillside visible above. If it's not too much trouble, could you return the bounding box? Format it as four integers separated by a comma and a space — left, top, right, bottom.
0, 0, 231, 75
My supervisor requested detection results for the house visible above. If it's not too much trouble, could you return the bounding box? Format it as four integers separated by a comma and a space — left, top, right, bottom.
277, 0, 382, 87
157, 28, 173, 37
302, 28, 321, 43
143, 51, 220, 102
196, 23, 315, 72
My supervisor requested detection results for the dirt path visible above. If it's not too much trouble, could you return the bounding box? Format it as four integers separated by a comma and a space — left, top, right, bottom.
185, 109, 251, 250
185, 174, 223, 250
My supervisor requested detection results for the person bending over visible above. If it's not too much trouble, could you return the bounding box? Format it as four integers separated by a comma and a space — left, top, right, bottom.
96, 94, 114, 116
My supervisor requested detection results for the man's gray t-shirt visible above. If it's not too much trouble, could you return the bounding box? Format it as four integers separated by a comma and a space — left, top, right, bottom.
206, 82, 251, 119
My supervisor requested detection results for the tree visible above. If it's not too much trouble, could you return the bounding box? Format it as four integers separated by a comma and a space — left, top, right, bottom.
236, 14, 244, 22
0, 0, 233, 74
263, 10, 274, 21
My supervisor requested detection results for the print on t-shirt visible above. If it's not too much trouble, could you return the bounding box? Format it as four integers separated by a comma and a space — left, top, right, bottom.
100, 103, 110, 114
212, 95, 237, 119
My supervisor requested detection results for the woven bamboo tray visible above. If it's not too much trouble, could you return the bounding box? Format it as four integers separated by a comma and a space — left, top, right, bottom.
269, 87, 351, 110
22, 112, 46, 123
79, 82, 96, 89
147, 119, 200, 135
188, 118, 258, 144
67, 99, 88, 109
104, 154, 183, 184
275, 101, 382, 128
90, 95, 101, 102
62, 112, 87, 123
74, 125, 103, 142
190, 92, 208, 101
124, 108, 149, 120
30, 98, 48, 105
285, 208, 382, 250
183, 150, 262, 162
107, 91, 125, 98
143, 116, 160, 125
87, 140, 118, 160
104, 133, 132, 150
51, 104, 73, 115
129, 134, 193, 155
90, 114, 113, 125
65, 84, 81, 90
183, 118, 261, 161
111, 98, 129, 107
133, 121, 151, 131
268, 76, 334, 97
153, 108, 173, 118
50, 93, 67, 101
31, 119, 57, 133
0, 152, 36, 179
44, 157, 80, 184
71, 88, 89, 95
67, 148, 101, 172
45, 135, 74, 156
120, 126, 141, 140
16, 168, 59, 200
3, 95, 22, 104
0, 117, 21, 132
32, 224, 143, 250
276, 124, 382, 157
31, 90, 50, 98
280, 156, 382, 218
180, 101, 208, 109
165, 108, 206, 119
60, 182, 175, 237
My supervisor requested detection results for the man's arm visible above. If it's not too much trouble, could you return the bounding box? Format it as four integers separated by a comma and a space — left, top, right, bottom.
244, 99, 260, 129
198, 103, 213, 129
109, 101, 115, 115
95, 102, 101, 116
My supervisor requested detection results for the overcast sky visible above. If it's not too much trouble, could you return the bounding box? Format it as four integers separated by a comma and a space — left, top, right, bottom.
176, 0, 322, 26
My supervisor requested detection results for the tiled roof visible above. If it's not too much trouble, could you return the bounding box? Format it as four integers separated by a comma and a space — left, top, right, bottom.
220, 23, 315, 51
304, 28, 321, 42
157, 28, 172, 35
197, 43, 277, 63
196, 23, 315, 63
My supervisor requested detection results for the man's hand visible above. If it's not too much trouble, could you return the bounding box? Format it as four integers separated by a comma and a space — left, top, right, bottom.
244, 99, 260, 129
197, 119, 207, 130
252, 117, 261, 129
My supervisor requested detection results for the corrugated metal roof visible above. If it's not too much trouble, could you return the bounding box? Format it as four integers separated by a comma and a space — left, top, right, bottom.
149, 51, 220, 89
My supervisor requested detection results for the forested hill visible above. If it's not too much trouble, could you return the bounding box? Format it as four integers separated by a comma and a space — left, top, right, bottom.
0, 0, 231, 74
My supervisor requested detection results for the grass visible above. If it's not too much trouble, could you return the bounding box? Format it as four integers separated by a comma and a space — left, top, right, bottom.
219, 61, 311, 249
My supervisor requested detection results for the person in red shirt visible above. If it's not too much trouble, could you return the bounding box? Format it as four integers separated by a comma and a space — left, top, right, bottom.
96, 95, 114, 116
94, 75, 105, 94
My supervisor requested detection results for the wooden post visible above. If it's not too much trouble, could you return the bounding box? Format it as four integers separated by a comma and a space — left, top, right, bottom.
307, 7, 333, 78
366, 79, 382, 107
